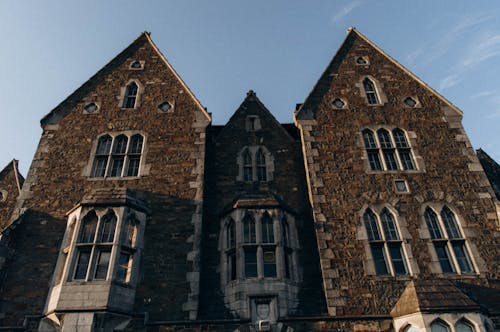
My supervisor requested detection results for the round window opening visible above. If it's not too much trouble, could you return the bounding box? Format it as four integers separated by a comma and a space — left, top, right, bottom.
84, 102, 98, 113
158, 101, 172, 112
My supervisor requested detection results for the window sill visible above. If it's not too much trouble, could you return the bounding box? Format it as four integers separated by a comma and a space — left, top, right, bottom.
86, 176, 142, 181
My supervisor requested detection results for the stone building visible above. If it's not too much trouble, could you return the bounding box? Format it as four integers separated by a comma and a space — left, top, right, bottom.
0, 28, 499, 332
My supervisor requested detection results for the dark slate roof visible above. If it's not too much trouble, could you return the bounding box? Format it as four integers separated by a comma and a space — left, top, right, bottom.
454, 282, 500, 315
477, 148, 500, 200
220, 193, 297, 217
391, 279, 480, 317
75, 187, 150, 214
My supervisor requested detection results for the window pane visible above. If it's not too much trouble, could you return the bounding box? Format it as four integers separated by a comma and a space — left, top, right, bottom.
108, 157, 124, 177
456, 320, 475, 332
368, 151, 383, 170
380, 209, 399, 240
377, 129, 393, 148
434, 243, 454, 273
243, 150, 253, 181
263, 249, 277, 278
364, 209, 381, 241
363, 78, 379, 104
431, 321, 450, 332
284, 251, 292, 279
452, 242, 473, 273
243, 215, 256, 243
362, 130, 377, 149
399, 150, 415, 170
79, 212, 98, 243
94, 250, 111, 280
74, 250, 91, 280
257, 166, 267, 181
424, 208, 443, 239
244, 248, 257, 278
126, 156, 141, 176
123, 82, 138, 108
128, 135, 143, 154
383, 150, 399, 170
113, 136, 128, 154
116, 252, 131, 283
441, 207, 462, 238
96, 135, 112, 155
227, 221, 235, 248
91, 156, 108, 177
261, 214, 274, 243
228, 252, 237, 281
99, 212, 117, 243
392, 129, 409, 148
389, 243, 407, 275
370, 244, 388, 275
282, 217, 289, 247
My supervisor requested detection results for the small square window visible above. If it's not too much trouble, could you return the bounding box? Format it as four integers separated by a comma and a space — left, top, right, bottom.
404, 97, 417, 108
158, 101, 173, 113
332, 98, 346, 109
83, 102, 98, 114
394, 180, 409, 193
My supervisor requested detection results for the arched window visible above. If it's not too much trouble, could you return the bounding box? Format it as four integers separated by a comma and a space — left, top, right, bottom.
363, 78, 379, 104
90, 133, 144, 178
261, 213, 274, 244
226, 218, 237, 281
401, 324, 420, 332
364, 208, 407, 275
243, 214, 256, 243
363, 129, 382, 171
123, 81, 138, 108
256, 149, 267, 181
243, 149, 253, 182
98, 211, 117, 243
91, 135, 112, 177
424, 206, 474, 274
430, 319, 451, 332
227, 219, 236, 248
455, 319, 475, 332
393, 128, 415, 170
377, 129, 398, 170
282, 215, 292, 278
79, 211, 98, 243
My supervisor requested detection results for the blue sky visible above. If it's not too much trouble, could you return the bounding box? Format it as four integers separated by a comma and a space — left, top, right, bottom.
1, 1, 500, 175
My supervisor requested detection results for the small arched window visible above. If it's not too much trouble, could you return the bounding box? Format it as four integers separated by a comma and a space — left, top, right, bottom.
430, 319, 451, 332
393, 128, 415, 170
455, 319, 475, 332
123, 82, 138, 108
227, 219, 236, 249
127, 134, 143, 177
377, 129, 398, 170
261, 213, 274, 244
363, 129, 382, 170
98, 211, 117, 243
79, 211, 98, 243
243, 149, 253, 182
256, 149, 267, 181
363, 78, 379, 104
91, 135, 112, 177
243, 214, 256, 243
108, 135, 129, 177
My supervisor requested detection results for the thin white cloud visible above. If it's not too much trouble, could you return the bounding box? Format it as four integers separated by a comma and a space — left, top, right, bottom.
462, 31, 500, 67
439, 73, 461, 91
469, 90, 496, 100
332, 1, 362, 24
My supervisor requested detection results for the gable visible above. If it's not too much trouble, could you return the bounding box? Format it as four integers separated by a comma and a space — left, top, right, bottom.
41, 32, 210, 127
295, 27, 462, 121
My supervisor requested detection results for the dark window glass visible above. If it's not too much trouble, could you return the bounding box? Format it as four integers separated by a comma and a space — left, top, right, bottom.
256, 149, 267, 181
362, 129, 377, 149
243, 215, 256, 243
261, 213, 274, 244
380, 209, 399, 240
282, 216, 289, 247
363, 78, 379, 104
244, 248, 258, 278
455, 320, 474, 332
434, 242, 454, 273
424, 208, 442, 239
441, 206, 461, 239
79, 212, 98, 243
108, 135, 128, 177
367, 151, 383, 170
91, 135, 112, 177
370, 244, 388, 275
115, 252, 131, 283
227, 220, 235, 248
392, 129, 409, 148
383, 150, 398, 170
431, 320, 451, 332
364, 209, 381, 241
74, 250, 91, 280
284, 250, 292, 279
263, 249, 277, 278
123, 82, 138, 108
399, 150, 415, 170
94, 250, 111, 280
377, 129, 392, 148
99, 212, 117, 243
452, 242, 473, 273
389, 243, 407, 275
243, 150, 253, 181
404, 97, 417, 107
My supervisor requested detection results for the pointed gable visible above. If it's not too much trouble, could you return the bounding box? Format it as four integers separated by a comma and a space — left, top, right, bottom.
0, 160, 24, 229
295, 27, 462, 121
41, 32, 210, 127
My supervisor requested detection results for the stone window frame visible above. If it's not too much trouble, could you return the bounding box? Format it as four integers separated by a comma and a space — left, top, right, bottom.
236, 146, 274, 182
157, 100, 175, 113
220, 208, 299, 284
82, 101, 100, 114
358, 203, 417, 277
129, 60, 145, 70
403, 96, 422, 108
394, 313, 484, 332
56, 206, 146, 286
361, 126, 422, 173
84, 131, 147, 180
118, 79, 144, 110
0, 189, 7, 202
245, 115, 262, 132
394, 179, 410, 194
421, 204, 477, 275
355, 56, 369, 65
430, 318, 452, 332
331, 97, 348, 110
356, 76, 387, 106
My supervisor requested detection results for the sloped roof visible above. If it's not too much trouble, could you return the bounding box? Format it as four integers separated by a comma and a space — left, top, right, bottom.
0, 159, 24, 194
220, 192, 297, 217
477, 148, 500, 200
391, 279, 480, 318
41, 32, 210, 126
295, 27, 462, 121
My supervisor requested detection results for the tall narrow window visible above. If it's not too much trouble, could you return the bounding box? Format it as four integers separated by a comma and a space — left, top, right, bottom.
393, 128, 415, 170
123, 82, 138, 108
91, 135, 112, 177
455, 319, 475, 332
243, 149, 253, 182
227, 219, 236, 248
98, 212, 117, 243
363, 78, 379, 104
364, 208, 408, 275
256, 149, 267, 181
363, 129, 383, 171
377, 129, 398, 170
263, 249, 277, 277
90, 133, 144, 178
424, 206, 474, 274
243, 214, 256, 243
244, 248, 258, 278
261, 213, 274, 244
430, 319, 451, 332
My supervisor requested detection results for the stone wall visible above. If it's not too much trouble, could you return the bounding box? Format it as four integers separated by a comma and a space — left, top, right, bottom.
0, 160, 22, 230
